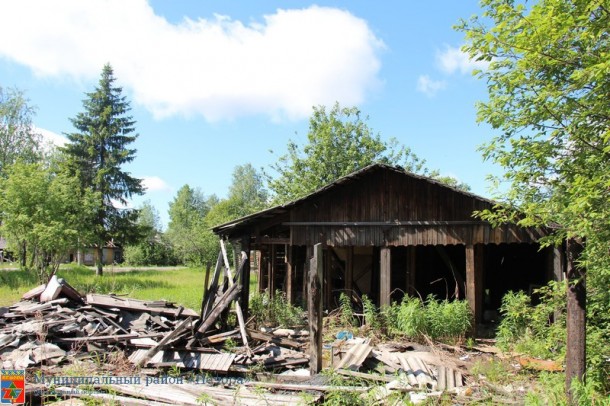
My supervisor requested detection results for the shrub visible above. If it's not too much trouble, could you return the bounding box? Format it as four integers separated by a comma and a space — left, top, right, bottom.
249, 290, 303, 328
386, 295, 471, 342
496, 281, 566, 360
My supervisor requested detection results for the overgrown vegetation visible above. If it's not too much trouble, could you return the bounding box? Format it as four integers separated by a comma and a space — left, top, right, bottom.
496, 282, 566, 361
496, 281, 610, 397
337, 293, 472, 343
249, 290, 303, 328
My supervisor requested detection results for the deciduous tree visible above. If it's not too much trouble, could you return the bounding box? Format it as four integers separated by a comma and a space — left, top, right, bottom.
268, 102, 430, 203
0, 87, 42, 176
458, 0, 610, 399
0, 162, 97, 281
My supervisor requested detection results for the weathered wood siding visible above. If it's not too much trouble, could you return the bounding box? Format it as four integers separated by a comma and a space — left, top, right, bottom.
289, 168, 544, 246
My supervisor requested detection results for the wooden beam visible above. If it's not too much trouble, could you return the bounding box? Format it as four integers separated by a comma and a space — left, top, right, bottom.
465, 244, 483, 334
308, 243, 323, 374
201, 251, 223, 319
240, 235, 251, 319
220, 240, 250, 352
283, 221, 489, 226
345, 246, 353, 293
269, 244, 276, 297
379, 247, 391, 307
406, 246, 416, 296
258, 237, 291, 245
286, 245, 293, 304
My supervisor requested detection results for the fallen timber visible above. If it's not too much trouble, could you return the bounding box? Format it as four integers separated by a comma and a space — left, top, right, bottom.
1, 245, 511, 405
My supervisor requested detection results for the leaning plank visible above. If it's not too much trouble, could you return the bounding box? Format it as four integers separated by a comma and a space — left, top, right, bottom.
220, 241, 249, 351
195, 283, 241, 335
335, 341, 373, 371
246, 328, 302, 350
135, 317, 194, 367
86, 294, 199, 318
200, 251, 223, 319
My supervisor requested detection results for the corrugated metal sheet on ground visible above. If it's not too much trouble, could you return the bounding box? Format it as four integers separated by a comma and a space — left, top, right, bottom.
335, 340, 373, 371
129, 349, 235, 372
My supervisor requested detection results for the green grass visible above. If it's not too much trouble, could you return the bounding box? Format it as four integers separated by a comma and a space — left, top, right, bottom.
0, 264, 259, 312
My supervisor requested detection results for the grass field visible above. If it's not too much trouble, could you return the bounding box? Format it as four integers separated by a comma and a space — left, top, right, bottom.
0, 264, 258, 311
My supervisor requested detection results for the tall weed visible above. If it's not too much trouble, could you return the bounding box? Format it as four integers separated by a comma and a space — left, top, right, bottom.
249, 290, 303, 328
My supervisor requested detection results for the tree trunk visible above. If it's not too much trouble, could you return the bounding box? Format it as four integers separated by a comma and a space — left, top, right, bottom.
21, 240, 26, 267
96, 245, 104, 276
565, 237, 585, 404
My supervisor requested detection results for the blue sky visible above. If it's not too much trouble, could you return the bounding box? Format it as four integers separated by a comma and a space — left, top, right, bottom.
0, 1, 498, 229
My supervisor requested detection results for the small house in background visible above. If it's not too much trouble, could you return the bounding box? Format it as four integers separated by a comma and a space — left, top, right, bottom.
0, 237, 11, 262
67, 240, 122, 266
213, 164, 564, 328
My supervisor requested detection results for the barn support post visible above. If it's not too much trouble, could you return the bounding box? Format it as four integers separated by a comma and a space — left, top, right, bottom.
269, 244, 276, 298
240, 235, 251, 319
406, 246, 416, 296
466, 244, 483, 335
380, 247, 391, 308
303, 245, 313, 307
308, 243, 323, 375
345, 246, 353, 294
286, 244, 293, 304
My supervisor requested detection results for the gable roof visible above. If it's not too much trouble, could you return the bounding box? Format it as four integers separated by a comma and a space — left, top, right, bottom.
213, 163, 495, 236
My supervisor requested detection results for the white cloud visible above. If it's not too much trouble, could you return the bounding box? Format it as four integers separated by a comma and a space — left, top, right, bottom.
416, 75, 446, 97
35, 127, 68, 148
141, 176, 172, 192
437, 46, 489, 75
0, 1, 384, 121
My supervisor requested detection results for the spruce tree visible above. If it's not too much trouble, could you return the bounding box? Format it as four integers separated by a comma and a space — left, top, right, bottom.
61, 64, 144, 275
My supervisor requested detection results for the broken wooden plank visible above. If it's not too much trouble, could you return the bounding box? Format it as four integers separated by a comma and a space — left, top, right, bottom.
86, 294, 198, 318
201, 251, 223, 319
220, 241, 249, 352
245, 381, 370, 393
195, 283, 241, 335
246, 328, 302, 350
135, 317, 194, 367
335, 369, 395, 383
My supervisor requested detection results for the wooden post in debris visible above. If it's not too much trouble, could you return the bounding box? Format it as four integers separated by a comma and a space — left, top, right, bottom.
565, 238, 585, 404
220, 240, 250, 352
240, 235, 251, 319
201, 251, 224, 319
380, 247, 391, 307
465, 244, 483, 335
286, 245, 293, 304
308, 243, 323, 375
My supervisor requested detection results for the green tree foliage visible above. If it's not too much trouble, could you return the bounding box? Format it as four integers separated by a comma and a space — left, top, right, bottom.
206, 163, 269, 227
227, 163, 268, 216
458, 0, 610, 394
267, 102, 469, 203
267, 102, 428, 203
0, 162, 97, 281
60, 64, 144, 275
166, 185, 216, 266
123, 201, 177, 266
0, 87, 42, 176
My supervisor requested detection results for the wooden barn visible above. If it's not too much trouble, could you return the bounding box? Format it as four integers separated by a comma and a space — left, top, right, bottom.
213, 163, 563, 328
